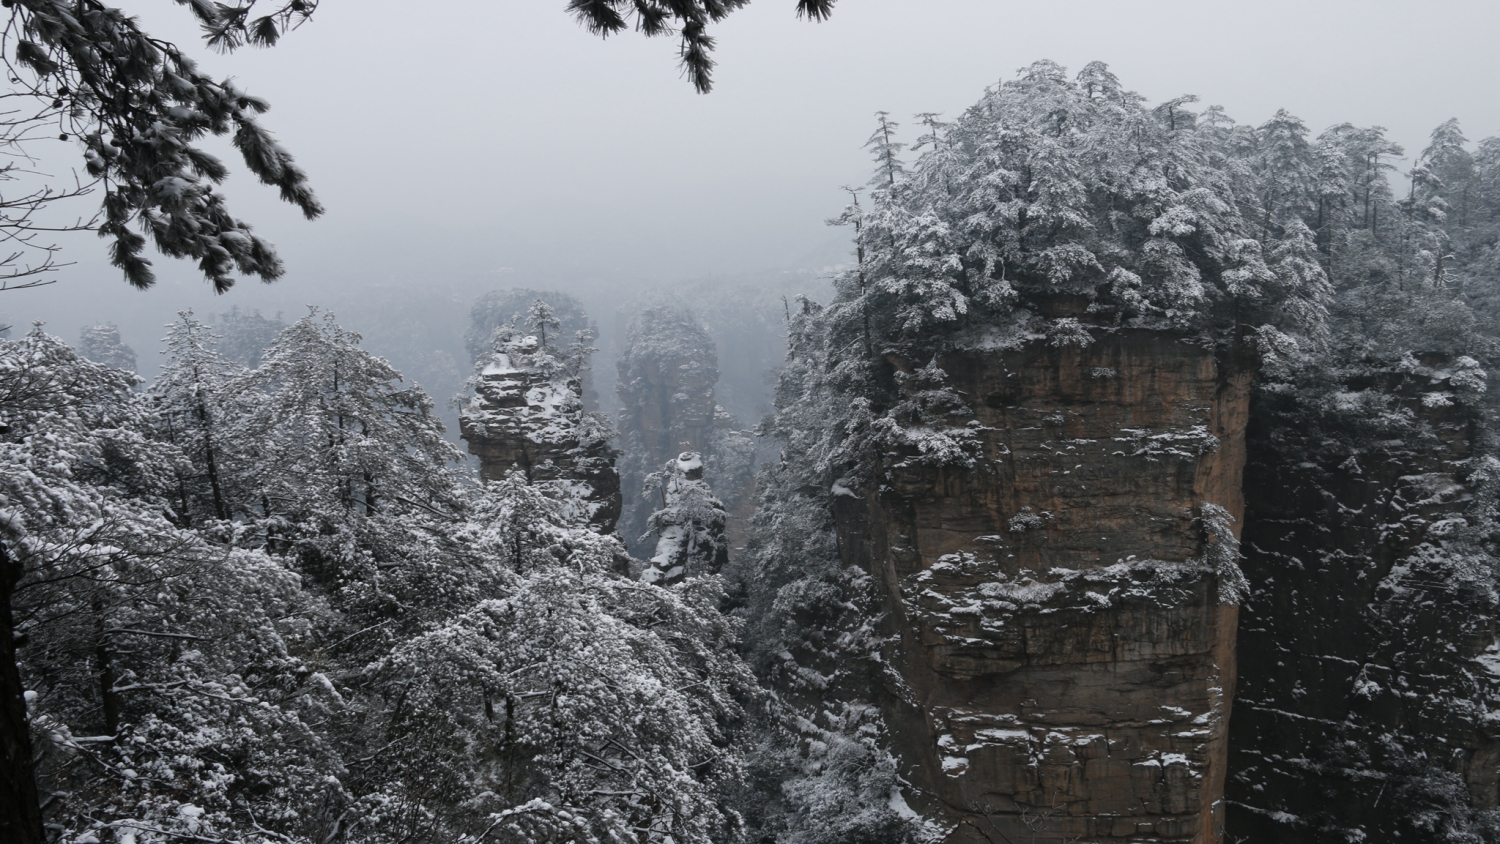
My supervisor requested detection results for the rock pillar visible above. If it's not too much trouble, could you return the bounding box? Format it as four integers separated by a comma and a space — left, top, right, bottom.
836, 330, 1252, 843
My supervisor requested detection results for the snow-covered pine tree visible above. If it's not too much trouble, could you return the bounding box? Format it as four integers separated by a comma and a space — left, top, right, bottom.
526, 298, 561, 351
466, 289, 594, 365
222, 309, 474, 641
865, 111, 905, 189
338, 381, 755, 844
0, 326, 339, 844
147, 311, 245, 525
565, 0, 835, 93
3, 0, 322, 292
726, 298, 920, 844
234, 309, 462, 526
362, 543, 756, 844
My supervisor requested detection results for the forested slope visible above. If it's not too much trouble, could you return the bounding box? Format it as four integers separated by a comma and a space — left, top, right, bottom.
1, 311, 754, 844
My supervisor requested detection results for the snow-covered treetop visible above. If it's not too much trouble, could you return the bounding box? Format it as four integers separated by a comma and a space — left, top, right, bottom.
829, 60, 1341, 358
466, 288, 594, 364
239, 309, 464, 521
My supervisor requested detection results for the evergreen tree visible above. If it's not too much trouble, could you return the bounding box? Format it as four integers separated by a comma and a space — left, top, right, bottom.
566, 0, 835, 93
0, 327, 337, 844
1253, 109, 1317, 241
865, 111, 905, 189
3, 310, 765, 842
527, 298, 561, 351
233, 309, 462, 527
147, 311, 244, 525
3, 0, 322, 291
342, 469, 755, 843
466, 289, 595, 365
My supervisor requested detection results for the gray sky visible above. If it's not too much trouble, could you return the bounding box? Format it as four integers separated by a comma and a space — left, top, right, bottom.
6, 0, 1500, 369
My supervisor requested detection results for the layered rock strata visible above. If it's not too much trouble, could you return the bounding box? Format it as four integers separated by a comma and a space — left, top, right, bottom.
461, 354, 621, 533
1226, 356, 1500, 841
835, 330, 1252, 843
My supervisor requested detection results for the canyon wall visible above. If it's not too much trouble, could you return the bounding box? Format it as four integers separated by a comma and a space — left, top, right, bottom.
615, 307, 723, 550
1226, 356, 1500, 841
835, 330, 1252, 843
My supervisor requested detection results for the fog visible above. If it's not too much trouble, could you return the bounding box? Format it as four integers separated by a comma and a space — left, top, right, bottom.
5, 0, 1498, 424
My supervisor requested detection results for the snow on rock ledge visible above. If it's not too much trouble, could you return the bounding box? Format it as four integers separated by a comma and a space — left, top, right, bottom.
833, 329, 1253, 844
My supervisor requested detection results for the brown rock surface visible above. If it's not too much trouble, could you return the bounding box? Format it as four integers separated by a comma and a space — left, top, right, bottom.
1225, 357, 1500, 841
615, 308, 723, 550
461, 364, 621, 533
618, 352, 718, 463
835, 330, 1251, 843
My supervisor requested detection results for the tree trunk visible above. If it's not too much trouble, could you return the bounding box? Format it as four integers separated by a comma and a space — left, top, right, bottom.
199, 399, 229, 522
94, 603, 121, 738
0, 542, 46, 844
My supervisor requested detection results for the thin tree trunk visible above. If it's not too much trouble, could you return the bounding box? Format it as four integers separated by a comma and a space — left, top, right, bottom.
857, 236, 871, 357
199, 400, 229, 522
362, 422, 376, 515
94, 603, 120, 738
0, 541, 46, 844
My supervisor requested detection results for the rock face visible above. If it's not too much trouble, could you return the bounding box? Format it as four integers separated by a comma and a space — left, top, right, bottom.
1226, 356, 1500, 841
460, 349, 621, 533
615, 306, 719, 555
616, 308, 720, 471
834, 330, 1252, 843
466, 289, 600, 410
616, 306, 756, 552
641, 451, 730, 587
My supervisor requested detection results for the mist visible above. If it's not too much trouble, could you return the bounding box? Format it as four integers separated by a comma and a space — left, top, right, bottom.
4, 0, 1498, 412
12, 3, 1500, 841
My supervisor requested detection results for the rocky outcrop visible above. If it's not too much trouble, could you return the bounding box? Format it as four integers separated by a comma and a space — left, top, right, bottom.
616, 306, 755, 553
835, 330, 1253, 843
641, 452, 729, 587
461, 341, 621, 533
616, 308, 720, 468
1226, 355, 1500, 841
467, 289, 599, 410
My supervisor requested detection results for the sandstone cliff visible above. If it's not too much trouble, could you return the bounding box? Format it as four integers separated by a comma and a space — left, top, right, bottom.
460, 337, 621, 533
1226, 355, 1500, 841
835, 330, 1252, 843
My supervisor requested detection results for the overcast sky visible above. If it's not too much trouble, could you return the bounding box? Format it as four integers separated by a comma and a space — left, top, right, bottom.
6, 0, 1500, 364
